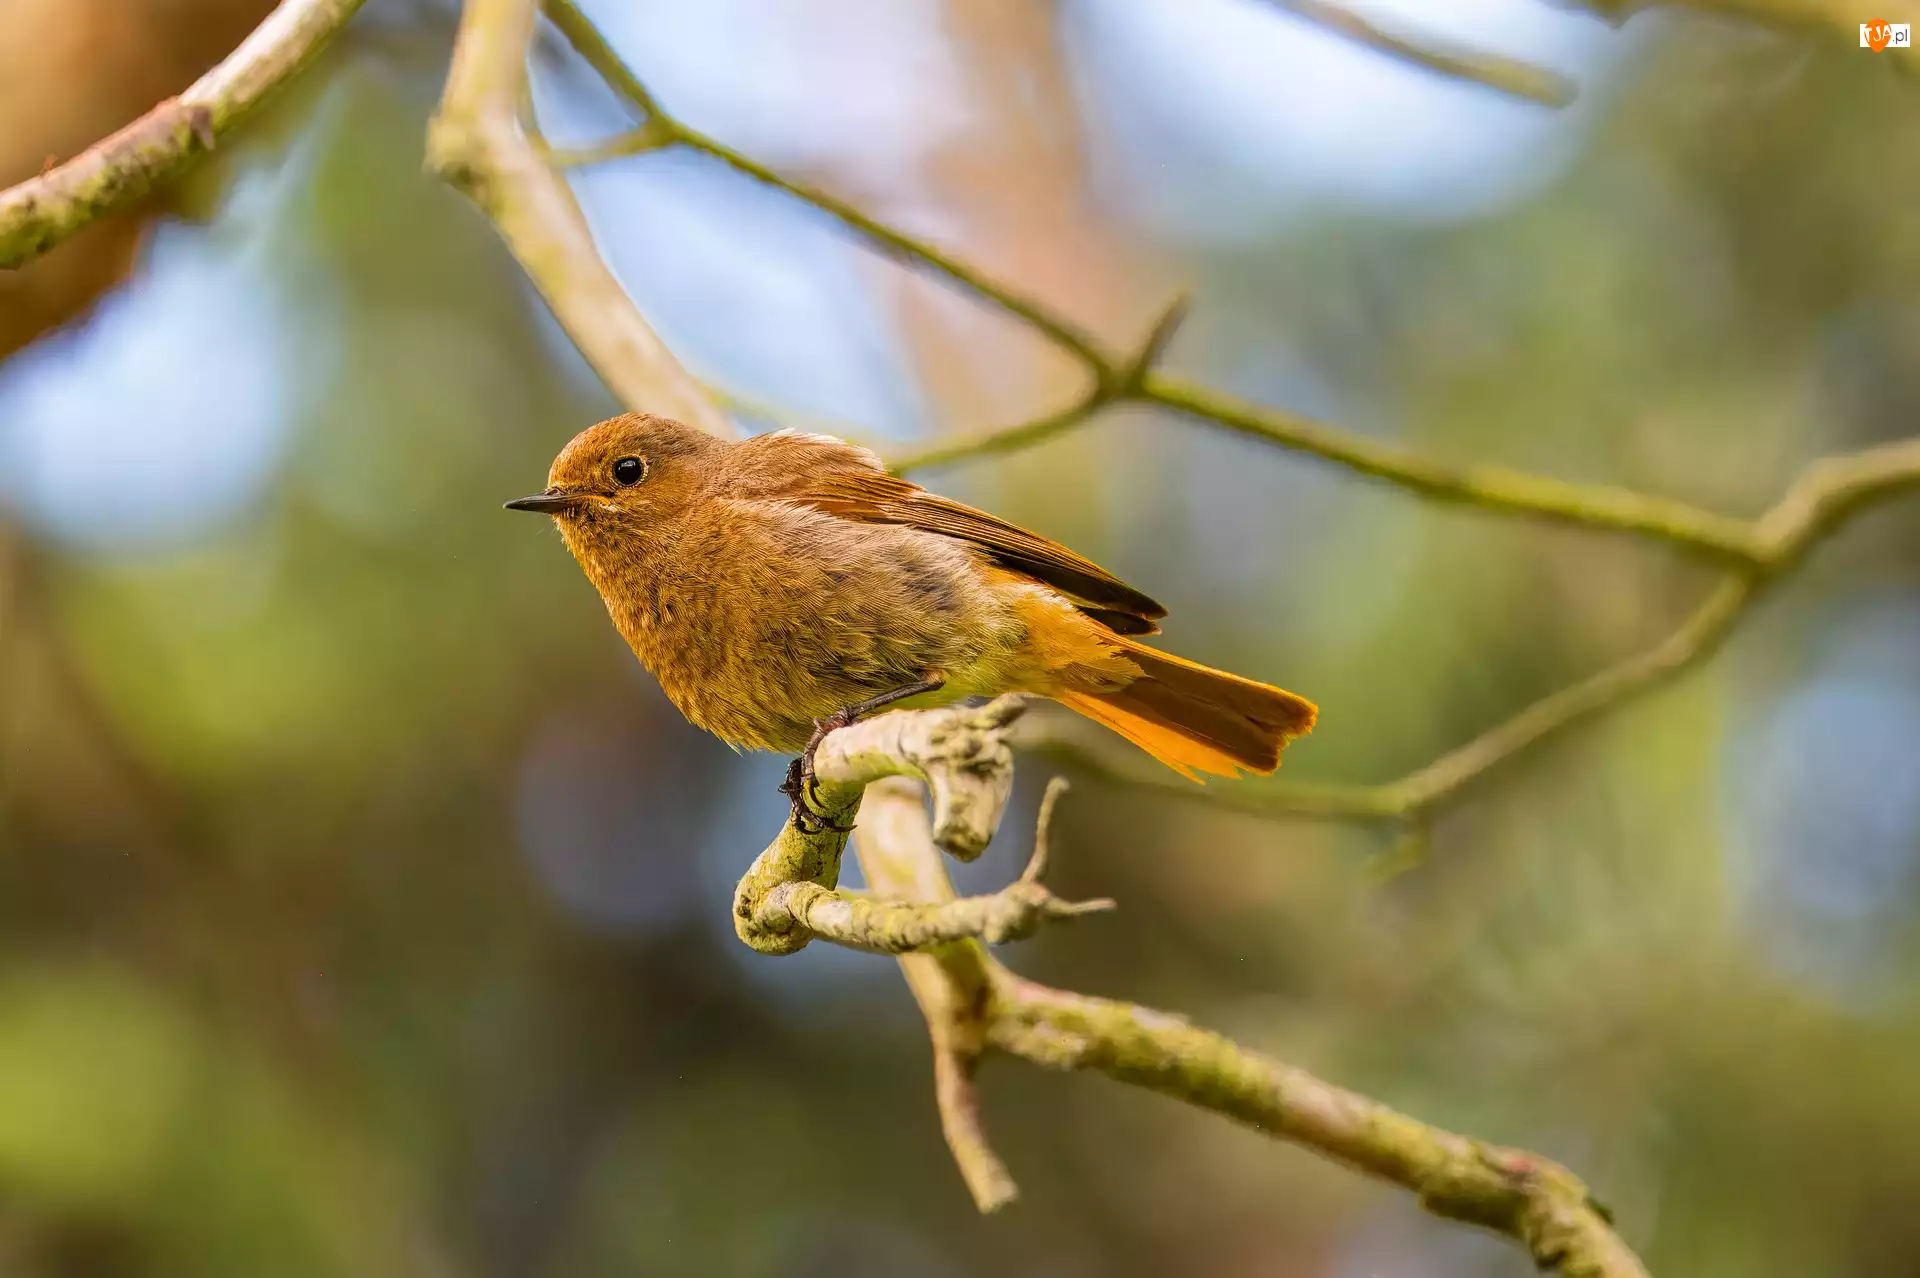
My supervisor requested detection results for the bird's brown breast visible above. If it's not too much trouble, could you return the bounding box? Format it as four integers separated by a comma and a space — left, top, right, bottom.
588, 497, 1022, 752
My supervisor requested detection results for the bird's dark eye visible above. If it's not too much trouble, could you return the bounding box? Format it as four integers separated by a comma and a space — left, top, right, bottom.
612, 456, 647, 487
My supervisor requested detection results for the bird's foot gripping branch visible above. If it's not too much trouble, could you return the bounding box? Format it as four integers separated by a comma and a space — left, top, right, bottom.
727, 698, 1650, 1278
733, 697, 1114, 957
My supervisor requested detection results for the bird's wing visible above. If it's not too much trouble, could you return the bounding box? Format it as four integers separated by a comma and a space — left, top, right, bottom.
785, 464, 1167, 636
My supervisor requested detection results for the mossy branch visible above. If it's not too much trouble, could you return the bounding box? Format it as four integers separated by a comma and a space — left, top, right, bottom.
0, 0, 370, 270
730, 699, 1113, 956
984, 969, 1647, 1278
747, 711, 1651, 1276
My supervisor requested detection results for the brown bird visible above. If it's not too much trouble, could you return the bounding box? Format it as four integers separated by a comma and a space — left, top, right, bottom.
507, 412, 1316, 828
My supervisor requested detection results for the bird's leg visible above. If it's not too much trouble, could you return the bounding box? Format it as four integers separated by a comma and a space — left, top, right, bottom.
784, 677, 947, 834
805, 678, 950, 797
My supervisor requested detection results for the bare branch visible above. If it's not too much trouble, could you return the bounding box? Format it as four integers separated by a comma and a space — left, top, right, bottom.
882, 298, 1192, 473
882, 392, 1107, 475
857, 778, 1019, 1213
844, 757, 1646, 1275
427, 0, 732, 434
1135, 373, 1766, 563
1022, 775, 1072, 883
1755, 435, 1920, 565
0, 0, 370, 270
1258, 0, 1578, 107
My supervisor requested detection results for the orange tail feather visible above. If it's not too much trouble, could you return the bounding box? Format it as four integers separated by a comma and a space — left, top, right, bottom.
1055, 640, 1316, 781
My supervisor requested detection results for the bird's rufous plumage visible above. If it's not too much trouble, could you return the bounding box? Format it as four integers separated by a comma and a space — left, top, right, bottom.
509, 413, 1315, 779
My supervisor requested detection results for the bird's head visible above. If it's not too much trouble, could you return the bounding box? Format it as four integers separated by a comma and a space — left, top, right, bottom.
506, 411, 725, 576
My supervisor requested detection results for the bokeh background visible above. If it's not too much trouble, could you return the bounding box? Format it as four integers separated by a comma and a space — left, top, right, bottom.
3, 1, 1919, 1274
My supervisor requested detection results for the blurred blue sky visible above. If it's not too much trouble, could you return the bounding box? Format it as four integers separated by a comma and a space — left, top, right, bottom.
1732, 596, 1920, 1008
1068, 0, 1622, 239
0, 183, 301, 551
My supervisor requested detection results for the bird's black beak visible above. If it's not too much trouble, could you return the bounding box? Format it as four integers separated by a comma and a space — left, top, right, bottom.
504, 488, 581, 514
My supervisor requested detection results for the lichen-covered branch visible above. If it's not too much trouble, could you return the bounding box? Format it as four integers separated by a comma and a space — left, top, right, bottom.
835, 741, 1647, 1276
427, 0, 731, 434
855, 777, 1019, 1211
781, 772, 1110, 955
0, 0, 370, 270
729, 712, 1649, 1276
987, 973, 1646, 1278
725, 698, 1023, 959
729, 699, 1111, 957
763, 870, 1111, 956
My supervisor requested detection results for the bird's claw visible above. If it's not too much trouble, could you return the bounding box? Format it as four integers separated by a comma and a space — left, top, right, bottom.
781, 726, 854, 835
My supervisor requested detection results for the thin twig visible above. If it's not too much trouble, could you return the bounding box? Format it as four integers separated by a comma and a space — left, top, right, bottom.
1136, 373, 1765, 563
1259, 0, 1578, 107
1043, 438, 1920, 825
883, 394, 1110, 474
0, 0, 371, 269
540, 0, 1112, 371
